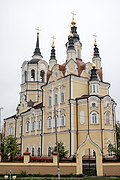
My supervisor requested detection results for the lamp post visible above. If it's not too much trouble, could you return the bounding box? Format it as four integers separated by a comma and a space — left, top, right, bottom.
0, 107, 3, 151
54, 106, 60, 180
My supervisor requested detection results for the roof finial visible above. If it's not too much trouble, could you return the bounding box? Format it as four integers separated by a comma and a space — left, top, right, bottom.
71, 11, 76, 26
51, 35, 56, 48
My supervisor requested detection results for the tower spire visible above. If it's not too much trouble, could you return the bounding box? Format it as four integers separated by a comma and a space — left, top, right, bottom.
68, 31, 74, 50
33, 28, 42, 57
70, 11, 80, 41
49, 35, 57, 70
93, 33, 100, 58
50, 35, 56, 59
90, 64, 99, 81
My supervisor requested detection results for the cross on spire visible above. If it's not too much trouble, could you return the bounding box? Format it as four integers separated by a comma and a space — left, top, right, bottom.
35, 27, 41, 34
93, 33, 97, 45
51, 35, 56, 48
71, 11, 76, 20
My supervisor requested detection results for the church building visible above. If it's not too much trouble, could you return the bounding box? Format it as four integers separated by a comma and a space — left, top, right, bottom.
4, 15, 116, 159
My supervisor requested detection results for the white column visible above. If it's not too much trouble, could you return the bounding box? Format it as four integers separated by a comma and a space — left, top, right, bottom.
42, 107, 45, 155
52, 85, 54, 132
58, 82, 61, 132
71, 77, 74, 156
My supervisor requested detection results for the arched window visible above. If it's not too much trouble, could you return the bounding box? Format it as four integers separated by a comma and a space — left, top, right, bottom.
37, 120, 41, 130
31, 69, 35, 81
92, 150, 96, 157
61, 114, 65, 126
26, 147, 29, 152
55, 94, 58, 105
48, 117, 52, 128
61, 92, 64, 103
40, 70, 45, 82
48, 146, 52, 157
91, 111, 98, 124
31, 121, 35, 131
38, 147, 41, 156
91, 84, 99, 94
48, 96, 52, 106
80, 111, 85, 124
92, 102, 97, 107
32, 147, 34, 156
8, 127, 13, 135
26, 121, 30, 132
105, 111, 110, 124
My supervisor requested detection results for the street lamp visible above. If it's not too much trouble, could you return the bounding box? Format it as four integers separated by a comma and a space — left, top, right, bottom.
54, 106, 60, 180
0, 107, 3, 152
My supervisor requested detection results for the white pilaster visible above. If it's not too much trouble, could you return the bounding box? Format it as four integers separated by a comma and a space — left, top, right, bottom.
71, 77, 74, 156
52, 85, 54, 131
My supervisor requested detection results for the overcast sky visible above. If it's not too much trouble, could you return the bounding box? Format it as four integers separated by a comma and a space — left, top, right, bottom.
0, 0, 120, 122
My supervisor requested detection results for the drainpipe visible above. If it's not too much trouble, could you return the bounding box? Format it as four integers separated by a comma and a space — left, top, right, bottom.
20, 114, 23, 156
69, 75, 71, 156
76, 100, 78, 149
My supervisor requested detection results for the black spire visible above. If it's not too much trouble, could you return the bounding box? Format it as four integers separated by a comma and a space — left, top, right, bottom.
50, 36, 56, 59
93, 35, 100, 58
90, 65, 99, 81
93, 43, 100, 58
71, 20, 80, 41
50, 45, 56, 59
68, 32, 75, 50
33, 32, 42, 56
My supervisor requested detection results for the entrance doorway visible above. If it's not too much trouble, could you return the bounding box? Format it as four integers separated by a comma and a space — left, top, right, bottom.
82, 148, 97, 176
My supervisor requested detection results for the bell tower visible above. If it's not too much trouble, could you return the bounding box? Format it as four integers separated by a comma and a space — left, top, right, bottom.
19, 30, 48, 112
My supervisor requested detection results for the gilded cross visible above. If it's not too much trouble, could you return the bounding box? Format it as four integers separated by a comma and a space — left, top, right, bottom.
71, 11, 76, 19
51, 35, 56, 47
35, 27, 41, 33
93, 33, 97, 45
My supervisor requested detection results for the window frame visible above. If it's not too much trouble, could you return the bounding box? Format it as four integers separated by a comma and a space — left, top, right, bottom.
31, 69, 35, 81
91, 111, 98, 124
61, 92, 64, 103
48, 146, 52, 157
48, 96, 52, 107
48, 117, 52, 128
31, 147, 35, 156
55, 94, 58, 105
105, 111, 110, 124
61, 114, 65, 126
26, 121, 30, 132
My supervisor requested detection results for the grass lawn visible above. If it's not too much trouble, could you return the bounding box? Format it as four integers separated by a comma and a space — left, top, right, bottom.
1, 177, 119, 180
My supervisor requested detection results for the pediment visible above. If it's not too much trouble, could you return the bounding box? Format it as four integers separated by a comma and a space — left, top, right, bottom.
65, 59, 78, 75
48, 64, 63, 83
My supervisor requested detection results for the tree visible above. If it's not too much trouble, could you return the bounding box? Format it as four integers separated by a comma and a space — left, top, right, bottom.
53, 141, 68, 161
1, 135, 20, 161
108, 123, 120, 161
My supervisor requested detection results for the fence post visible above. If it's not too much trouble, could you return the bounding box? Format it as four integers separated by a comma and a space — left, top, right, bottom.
23, 152, 30, 163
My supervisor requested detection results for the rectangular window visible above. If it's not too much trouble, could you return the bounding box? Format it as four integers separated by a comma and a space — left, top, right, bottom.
48, 118, 51, 128
61, 92, 64, 103
37, 121, 41, 130
31, 121, 35, 131
32, 147, 34, 156
8, 127, 13, 135
38, 147, 41, 156
93, 85, 96, 93
61, 115, 65, 126
55, 94, 58, 105
91, 112, 98, 124
48, 96, 51, 106
26, 121, 30, 132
